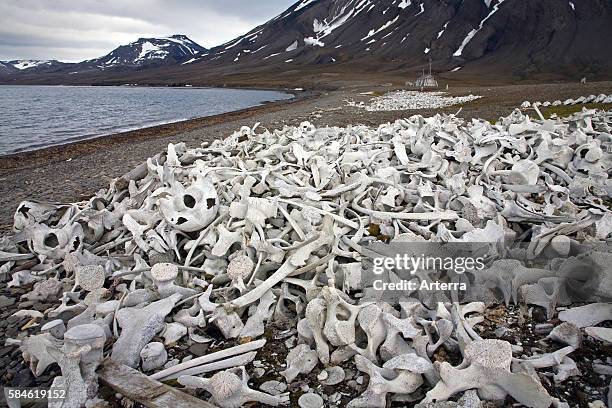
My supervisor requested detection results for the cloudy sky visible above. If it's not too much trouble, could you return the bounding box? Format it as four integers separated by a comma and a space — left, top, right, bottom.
0, 0, 296, 61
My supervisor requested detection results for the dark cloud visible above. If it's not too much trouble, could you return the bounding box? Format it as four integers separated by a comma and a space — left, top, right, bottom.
0, 0, 296, 61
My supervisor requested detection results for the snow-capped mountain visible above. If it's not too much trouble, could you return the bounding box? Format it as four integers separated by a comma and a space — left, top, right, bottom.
0, 35, 207, 77
81, 35, 208, 69
0, 60, 68, 74
187, 0, 612, 77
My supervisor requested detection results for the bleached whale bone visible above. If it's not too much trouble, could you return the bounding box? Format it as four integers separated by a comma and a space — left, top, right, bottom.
280, 344, 318, 382
425, 339, 552, 407
558, 303, 612, 328
178, 366, 289, 407
112, 293, 182, 367
140, 342, 168, 371
348, 353, 428, 407
157, 176, 219, 232
150, 339, 266, 380
46, 324, 106, 408
150, 262, 197, 299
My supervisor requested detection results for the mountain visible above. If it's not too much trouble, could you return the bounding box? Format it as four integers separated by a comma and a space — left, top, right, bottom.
0, 35, 207, 77
77, 35, 208, 71
0, 60, 69, 74
185, 0, 612, 79
1, 1, 610, 85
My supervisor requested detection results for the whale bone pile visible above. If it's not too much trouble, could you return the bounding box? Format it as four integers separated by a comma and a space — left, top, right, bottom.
521, 94, 612, 108
346, 90, 483, 111
2, 105, 612, 407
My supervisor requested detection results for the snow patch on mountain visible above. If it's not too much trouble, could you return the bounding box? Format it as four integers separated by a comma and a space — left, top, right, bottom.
437, 22, 449, 39
414, 3, 425, 16
295, 0, 320, 11
305, 37, 325, 47
286, 41, 298, 52
12, 60, 51, 70
397, 0, 411, 9
362, 15, 399, 41
137, 42, 168, 61
453, 0, 506, 56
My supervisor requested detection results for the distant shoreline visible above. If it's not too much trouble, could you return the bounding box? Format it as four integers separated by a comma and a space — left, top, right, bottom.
0, 82, 302, 93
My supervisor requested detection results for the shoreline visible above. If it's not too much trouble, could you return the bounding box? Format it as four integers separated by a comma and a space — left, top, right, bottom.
0, 90, 314, 172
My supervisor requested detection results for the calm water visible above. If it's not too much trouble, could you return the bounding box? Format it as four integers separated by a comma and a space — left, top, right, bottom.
0, 85, 293, 155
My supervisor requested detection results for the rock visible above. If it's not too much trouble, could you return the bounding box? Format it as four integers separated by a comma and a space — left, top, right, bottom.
318, 366, 346, 386
298, 392, 324, 408
593, 364, 612, 376
260, 380, 287, 396
0, 295, 15, 308
188, 343, 209, 356
252, 367, 266, 378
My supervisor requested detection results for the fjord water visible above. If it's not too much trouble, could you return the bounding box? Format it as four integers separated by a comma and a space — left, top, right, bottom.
0, 85, 293, 155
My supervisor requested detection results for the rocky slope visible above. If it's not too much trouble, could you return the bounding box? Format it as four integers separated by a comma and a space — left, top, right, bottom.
1, 0, 610, 84
188, 0, 611, 77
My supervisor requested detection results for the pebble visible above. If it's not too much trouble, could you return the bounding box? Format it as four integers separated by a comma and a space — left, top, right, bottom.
284, 337, 296, 348
318, 366, 345, 386
494, 326, 510, 337
356, 376, 364, 385
260, 380, 287, 395
298, 392, 324, 408
329, 392, 341, 403
163, 359, 179, 369
252, 367, 266, 378
188, 343, 209, 356
511, 345, 524, 354
0, 295, 16, 308
593, 364, 612, 376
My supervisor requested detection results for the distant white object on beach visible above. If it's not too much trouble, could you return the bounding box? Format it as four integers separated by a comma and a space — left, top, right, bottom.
347, 90, 482, 111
